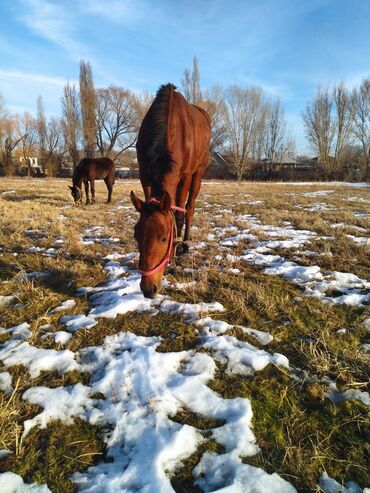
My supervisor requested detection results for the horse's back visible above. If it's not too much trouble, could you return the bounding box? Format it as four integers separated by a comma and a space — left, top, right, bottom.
167, 92, 211, 174
137, 86, 210, 183
76, 157, 115, 180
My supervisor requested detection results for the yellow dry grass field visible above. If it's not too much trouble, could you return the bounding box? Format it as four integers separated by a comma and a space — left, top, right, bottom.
0, 177, 369, 493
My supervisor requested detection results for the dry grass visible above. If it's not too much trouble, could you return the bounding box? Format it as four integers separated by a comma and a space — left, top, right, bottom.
0, 177, 369, 492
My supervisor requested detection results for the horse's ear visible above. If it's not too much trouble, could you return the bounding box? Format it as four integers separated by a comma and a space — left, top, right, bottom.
159, 191, 171, 213
68, 186, 73, 190
130, 191, 144, 212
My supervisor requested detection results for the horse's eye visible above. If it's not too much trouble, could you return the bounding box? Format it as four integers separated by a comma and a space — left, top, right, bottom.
161, 237, 168, 243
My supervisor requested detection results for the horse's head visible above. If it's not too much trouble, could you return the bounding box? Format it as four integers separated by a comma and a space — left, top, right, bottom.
131, 190, 174, 299
69, 185, 82, 205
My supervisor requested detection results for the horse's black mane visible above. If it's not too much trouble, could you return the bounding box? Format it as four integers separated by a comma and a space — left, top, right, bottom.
145, 83, 176, 189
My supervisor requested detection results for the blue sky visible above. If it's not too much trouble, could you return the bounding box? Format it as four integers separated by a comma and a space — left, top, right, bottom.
0, 0, 369, 153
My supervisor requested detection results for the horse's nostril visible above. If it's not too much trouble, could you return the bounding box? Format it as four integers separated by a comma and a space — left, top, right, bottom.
142, 285, 157, 299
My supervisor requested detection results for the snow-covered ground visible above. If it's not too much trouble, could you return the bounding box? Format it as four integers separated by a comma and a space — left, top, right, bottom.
0, 182, 369, 492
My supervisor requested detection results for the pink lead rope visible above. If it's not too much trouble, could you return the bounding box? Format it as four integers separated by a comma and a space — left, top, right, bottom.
139, 198, 186, 277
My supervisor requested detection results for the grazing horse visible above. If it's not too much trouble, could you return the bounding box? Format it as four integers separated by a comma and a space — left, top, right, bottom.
131, 83, 211, 298
69, 157, 115, 205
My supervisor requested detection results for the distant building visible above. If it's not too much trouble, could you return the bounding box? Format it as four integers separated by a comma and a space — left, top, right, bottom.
17, 156, 45, 177
204, 152, 234, 179
115, 167, 131, 179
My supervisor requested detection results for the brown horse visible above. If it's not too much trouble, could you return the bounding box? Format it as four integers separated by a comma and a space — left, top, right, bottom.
69, 157, 115, 205
131, 84, 211, 298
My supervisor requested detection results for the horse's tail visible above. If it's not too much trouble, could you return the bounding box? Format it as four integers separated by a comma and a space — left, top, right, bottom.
146, 83, 176, 185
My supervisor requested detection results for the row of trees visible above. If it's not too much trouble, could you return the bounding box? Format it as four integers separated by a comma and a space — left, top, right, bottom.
302, 80, 370, 179
0, 61, 148, 176
0, 58, 369, 180
182, 58, 296, 180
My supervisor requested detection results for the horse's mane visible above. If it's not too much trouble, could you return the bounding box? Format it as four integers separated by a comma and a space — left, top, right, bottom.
72, 158, 88, 183
146, 83, 175, 186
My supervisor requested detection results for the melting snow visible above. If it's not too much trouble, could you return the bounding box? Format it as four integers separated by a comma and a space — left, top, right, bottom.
2, 185, 369, 492
0, 472, 50, 492
319, 472, 368, 493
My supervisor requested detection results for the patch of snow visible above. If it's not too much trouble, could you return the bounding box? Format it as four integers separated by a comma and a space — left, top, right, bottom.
324, 382, 370, 406
193, 451, 297, 492
0, 450, 11, 459
319, 472, 366, 493
51, 299, 76, 313
160, 300, 225, 323
27, 246, 44, 253
0, 371, 13, 394
60, 315, 97, 332
22, 384, 98, 438
0, 340, 78, 378
0, 295, 17, 309
346, 235, 370, 246
0, 471, 51, 492
302, 190, 334, 197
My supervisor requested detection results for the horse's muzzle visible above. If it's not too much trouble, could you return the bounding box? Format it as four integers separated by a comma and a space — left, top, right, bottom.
142, 284, 158, 299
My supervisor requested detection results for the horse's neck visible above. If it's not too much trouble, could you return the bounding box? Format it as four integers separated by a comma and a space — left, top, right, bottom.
158, 174, 179, 204
72, 169, 83, 188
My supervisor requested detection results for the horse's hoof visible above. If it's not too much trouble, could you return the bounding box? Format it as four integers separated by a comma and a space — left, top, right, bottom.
85, 201, 90, 205
176, 242, 189, 256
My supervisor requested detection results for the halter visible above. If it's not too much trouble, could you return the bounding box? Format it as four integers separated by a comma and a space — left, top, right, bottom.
139, 198, 186, 277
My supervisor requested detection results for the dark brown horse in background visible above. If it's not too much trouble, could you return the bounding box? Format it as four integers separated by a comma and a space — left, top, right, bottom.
131, 84, 211, 298
69, 157, 115, 204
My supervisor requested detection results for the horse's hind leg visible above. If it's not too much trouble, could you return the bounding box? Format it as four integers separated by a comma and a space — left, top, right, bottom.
104, 175, 114, 203
90, 179, 96, 203
84, 181, 90, 205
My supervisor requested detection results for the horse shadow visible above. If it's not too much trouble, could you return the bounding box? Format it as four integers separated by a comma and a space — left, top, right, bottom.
2, 194, 67, 205
0, 257, 78, 297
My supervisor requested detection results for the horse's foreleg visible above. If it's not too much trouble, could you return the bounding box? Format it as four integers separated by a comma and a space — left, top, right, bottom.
104, 175, 113, 203
91, 179, 96, 203
84, 181, 90, 205
184, 171, 203, 243
175, 176, 192, 240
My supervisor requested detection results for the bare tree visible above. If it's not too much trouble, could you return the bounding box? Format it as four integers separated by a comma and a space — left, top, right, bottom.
132, 91, 153, 123
0, 115, 23, 175
265, 97, 286, 165
0, 94, 5, 120
224, 85, 267, 180
95, 87, 138, 159
302, 86, 335, 172
61, 82, 80, 168
200, 85, 227, 152
278, 134, 296, 162
45, 117, 63, 176
36, 95, 47, 172
352, 78, 370, 179
182, 56, 202, 104
79, 60, 97, 158
16, 112, 37, 176
332, 83, 353, 171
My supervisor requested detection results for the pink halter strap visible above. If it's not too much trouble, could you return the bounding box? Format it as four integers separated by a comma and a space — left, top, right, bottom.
145, 197, 186, 213
139, 198, 186, 277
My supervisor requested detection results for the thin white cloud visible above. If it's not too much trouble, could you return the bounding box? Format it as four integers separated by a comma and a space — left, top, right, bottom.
0, 69, 76, 117
20, 0, 89, 61
0, 69, 76, 87
82, 0, 142, 23
238, 74, 291, 99
342, 72, 370, 90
